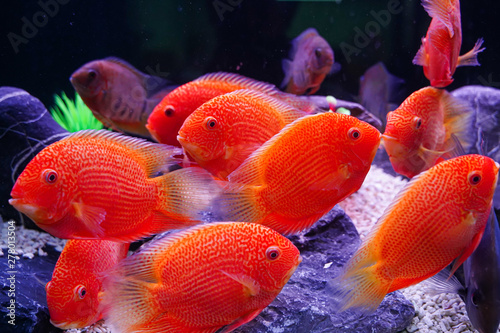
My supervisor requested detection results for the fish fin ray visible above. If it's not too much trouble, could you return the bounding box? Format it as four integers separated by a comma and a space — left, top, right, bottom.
457, 38, 485, 67
449, 214, 486, 276
425, 268, 464, 295
327, 244, 390, 315
218, 309, 263, 333
62, 130, 182, 177
220, 270, 261, 297
216, 183, 266, 223
72, 201, 106, 237
156, 167, 220, 222
195, 72, 278, 96
263, 212, 325, 235
440, 91, 475, 153
421, 0, 454, 37
412, 39, 429, 66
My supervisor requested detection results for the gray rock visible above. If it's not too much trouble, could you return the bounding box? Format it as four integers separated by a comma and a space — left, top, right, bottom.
0, 87, 69, 226
451, 85, 500, 209
234, 206, 415, 333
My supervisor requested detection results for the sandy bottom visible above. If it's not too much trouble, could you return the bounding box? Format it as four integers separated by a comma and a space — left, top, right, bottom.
1, 165, 496, 333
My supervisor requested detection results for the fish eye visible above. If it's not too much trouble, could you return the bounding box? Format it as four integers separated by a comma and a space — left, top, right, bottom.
348, 128, 361, 141
414, 117, 422, 130
164, 106, 175, 117
74, 285, 86, 300
468, 172, 482, 185
315, 48, 322, 58
88, 70, 97, 80
471, 291, 482, 306
266, 246, 281, 261
205, 117, 217, 130
42, 169, 58, 184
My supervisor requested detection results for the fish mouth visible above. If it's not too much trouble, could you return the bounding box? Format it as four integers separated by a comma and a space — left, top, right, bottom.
177, 135, 207, 161
9, 198, 51, 223
286, 255, 303, 280
49, 319, 82, 330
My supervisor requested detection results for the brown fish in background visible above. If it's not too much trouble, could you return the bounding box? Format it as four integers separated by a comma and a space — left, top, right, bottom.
70, 57, 176, 138
281, 28, 336, 95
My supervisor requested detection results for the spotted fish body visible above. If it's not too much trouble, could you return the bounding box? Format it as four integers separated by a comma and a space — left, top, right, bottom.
177, 89, 307, 180
70, 57, 175, 137
102, 222, 301, 333
413, 0, 484, 88
146, 72, 320, 146
220, 112, 381, 235
46, 240, 129, 329
331, 155, 499, 315
9, 130, 216, 242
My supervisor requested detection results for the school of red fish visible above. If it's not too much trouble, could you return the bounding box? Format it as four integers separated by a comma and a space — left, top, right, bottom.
8, 1, 500, 332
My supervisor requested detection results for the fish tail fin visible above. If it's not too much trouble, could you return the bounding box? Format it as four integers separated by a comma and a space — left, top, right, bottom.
101, 259, 160, 333
441, 92, 475, 154
327, 245, 390, 316
457, 38, 485, 67
155, 167, 221, 225
214, 182, 267, 223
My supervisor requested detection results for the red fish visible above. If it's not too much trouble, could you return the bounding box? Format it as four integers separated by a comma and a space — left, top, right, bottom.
102, 222, 301, 333
330, 155, 499, 315
413, 0, 485, 88
46, 240, 129, 329
70, 57, 176, 138
9, 130, 217, 242
177, 89, 307, 180
219, 112, 381, 235
383, 86, 473, 178
281, 28, 335, 95
146, 72, 321, 146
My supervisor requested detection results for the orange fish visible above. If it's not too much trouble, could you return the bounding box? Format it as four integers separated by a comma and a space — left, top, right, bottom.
219, 112, 381, 235
70, 57, 176, 138
281, 28, 335, 95
46, 239, 129, 329
146, 72, 321, 146
177, 89, 308, 180
330, 154, 499, 315
102, 222, 301, 333
9, 130, 217, 242
413, 0, 484, 88
382, 86, 474, 178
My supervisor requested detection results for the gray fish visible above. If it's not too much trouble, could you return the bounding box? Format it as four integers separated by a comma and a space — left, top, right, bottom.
429, 208, 500, 333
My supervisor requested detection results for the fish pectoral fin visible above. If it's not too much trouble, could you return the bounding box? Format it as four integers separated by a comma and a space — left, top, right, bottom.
308, 163, 349, 192
457, 38, 485, 67
425, 269, 464, 295
412, 39, 428, 66
449, 213, 484, 276
72, 201, 106, 237
220, 270, 261, 297
217, 309, 263, 333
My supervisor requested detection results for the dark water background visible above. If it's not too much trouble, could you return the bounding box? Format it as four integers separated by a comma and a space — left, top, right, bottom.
1, 0, 499, 110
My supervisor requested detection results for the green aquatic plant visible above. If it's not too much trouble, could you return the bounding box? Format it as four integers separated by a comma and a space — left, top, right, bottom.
50, 91, 103, 132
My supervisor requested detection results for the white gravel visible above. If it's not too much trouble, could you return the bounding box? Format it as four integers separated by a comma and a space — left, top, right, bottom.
2, 164, 497, 332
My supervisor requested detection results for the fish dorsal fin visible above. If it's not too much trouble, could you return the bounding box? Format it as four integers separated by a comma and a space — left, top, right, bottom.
220, 270, 261, 297
421, 0, 455, 38
227, 89, 307, 123
103, 57, 172, 97
63, 130, 182, 177
194, 72, 278, 96
72, 201, 106, 238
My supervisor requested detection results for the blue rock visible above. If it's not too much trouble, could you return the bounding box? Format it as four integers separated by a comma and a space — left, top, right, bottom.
0, 87, 68, 227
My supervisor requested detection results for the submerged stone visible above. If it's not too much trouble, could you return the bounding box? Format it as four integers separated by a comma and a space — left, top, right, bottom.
234, 206, 415, 333
0, 87, 68, 226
